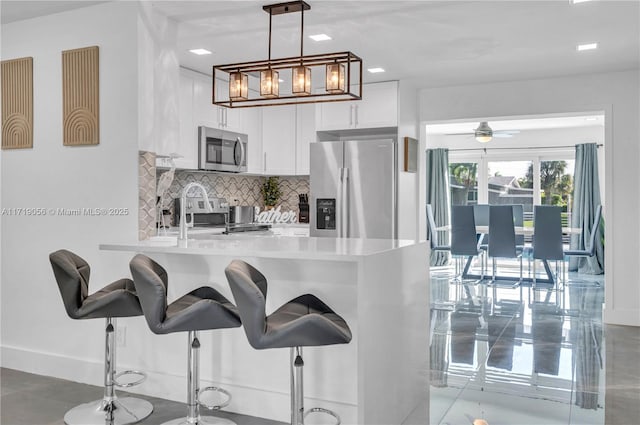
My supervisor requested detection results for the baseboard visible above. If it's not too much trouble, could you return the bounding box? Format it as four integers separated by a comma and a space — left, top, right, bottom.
604, 308, 640, 326
0, 344, 357, 423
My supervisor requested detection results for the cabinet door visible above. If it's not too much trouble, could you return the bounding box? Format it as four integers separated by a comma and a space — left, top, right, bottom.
315, 100, 353, 131
174, 72, 198, 169
355, 81, 398, 128
262, 105, 296, 175
243, 107, 263, 174
296, 104, 315, 175
214, 80, 243, 132
193, 75, 221, 129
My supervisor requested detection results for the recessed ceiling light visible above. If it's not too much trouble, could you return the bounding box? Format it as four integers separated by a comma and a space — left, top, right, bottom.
189, 48, 212, 55
309, 34, 331, 42
571, 0, 593, 4
577, 43, 598, 51
367, 68, 385, 73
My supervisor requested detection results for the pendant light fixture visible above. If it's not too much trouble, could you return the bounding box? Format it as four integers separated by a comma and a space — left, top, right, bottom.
475, 121, 493, 143
291, 2, 311, 96
229, 72, 248, 101
326, 62, 345, 93
212, 1, 362, 108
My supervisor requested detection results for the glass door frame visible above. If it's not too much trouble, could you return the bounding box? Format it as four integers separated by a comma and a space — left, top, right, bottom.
449, 147, 575, 206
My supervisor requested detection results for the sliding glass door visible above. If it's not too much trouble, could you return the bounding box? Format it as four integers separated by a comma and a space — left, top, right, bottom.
449, 162, 478, 206
449, 151, 575, 215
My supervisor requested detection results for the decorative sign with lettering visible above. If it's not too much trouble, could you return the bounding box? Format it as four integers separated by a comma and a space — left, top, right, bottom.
255, 206, 298, 224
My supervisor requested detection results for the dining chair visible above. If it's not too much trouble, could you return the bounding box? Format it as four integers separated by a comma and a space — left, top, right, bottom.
488, 205, 524, 286
511, 204, 525, 248
532, 205, 564, 290
475, 204, 525, 250
564, 204, 602, 270
451, 205, 484, 283
427, 204, 451, 254
473, 204, 490, 251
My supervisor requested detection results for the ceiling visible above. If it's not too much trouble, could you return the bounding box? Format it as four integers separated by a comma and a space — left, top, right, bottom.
426, 114, 605, 135
2, 1, 638, 88
0, 1, 109, 23
148, 0, 639, 88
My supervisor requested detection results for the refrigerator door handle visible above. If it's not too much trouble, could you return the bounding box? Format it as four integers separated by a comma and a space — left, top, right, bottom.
341, 167, 350, 238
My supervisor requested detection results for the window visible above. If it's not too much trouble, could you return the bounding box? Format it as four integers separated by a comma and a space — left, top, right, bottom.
487, 160, 534, 214
539, 160, 575, 210
449, 162, 478, 206
448, 153, 576, 218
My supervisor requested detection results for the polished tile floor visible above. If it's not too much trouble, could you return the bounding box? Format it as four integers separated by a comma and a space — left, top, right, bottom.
2, 269, 639, 425
0, 367, 285, 425
429, 265, 640, 425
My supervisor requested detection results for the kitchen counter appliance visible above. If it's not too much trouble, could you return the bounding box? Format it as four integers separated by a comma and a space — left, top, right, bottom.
174, 196, 229, 227
310, 140, 397, 239
198, 126, 248, 172
174, 197, 271, 233
228, 205, 255, 225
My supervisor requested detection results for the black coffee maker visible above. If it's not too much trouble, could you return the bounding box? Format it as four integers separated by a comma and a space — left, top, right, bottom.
298, 193, 309, 223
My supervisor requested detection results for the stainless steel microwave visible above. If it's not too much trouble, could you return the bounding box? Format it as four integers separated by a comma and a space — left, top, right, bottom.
198, 126, 247, 172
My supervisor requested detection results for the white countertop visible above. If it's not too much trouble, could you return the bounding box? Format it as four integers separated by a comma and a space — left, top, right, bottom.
100, 234, 423, 262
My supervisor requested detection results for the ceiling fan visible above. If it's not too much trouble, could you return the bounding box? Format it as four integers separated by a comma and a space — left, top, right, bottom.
446, 121, 520, 143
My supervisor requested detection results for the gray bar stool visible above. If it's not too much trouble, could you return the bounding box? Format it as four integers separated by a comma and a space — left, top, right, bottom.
129, 254, 241, 425
49, 249, 153, 425
224, 260, 352, 425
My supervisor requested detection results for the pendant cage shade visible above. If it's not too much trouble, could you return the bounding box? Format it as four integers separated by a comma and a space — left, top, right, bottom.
475, 121, 493, 143
260, 69, 279, 98
292, 66, 311, 95
229, 72, 249, 101
212, 1, 362, 107
326, 63, 345, 93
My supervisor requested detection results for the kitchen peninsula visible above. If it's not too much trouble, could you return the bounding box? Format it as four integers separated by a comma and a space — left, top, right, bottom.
100, 235, 429, 425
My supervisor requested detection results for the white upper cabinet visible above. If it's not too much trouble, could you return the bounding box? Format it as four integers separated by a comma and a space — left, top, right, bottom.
213, 80, 242, 132
157, 69, 198, 170
315, 81, 398, 131
243, 107, 263, 174
295, 103, 315, 175
261, 104, 315, 175
262, 106, 297, 175
193, 73, 243, 133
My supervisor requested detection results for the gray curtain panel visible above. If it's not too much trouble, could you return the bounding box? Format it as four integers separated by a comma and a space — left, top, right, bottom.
570, 143, 604, 273
426, 148, 450, 266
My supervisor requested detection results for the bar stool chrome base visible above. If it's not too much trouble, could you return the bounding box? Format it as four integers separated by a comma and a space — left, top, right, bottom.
291, 347, 341, 425
161, 416, 237, 425
162, 332, 237, 425
64, 318, 153, 425
64, 397, 153, 425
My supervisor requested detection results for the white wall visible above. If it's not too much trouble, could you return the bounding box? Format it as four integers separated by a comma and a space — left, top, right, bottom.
0, 1, 143, 378
397, 80, 421, 240
418, 69, 640, 326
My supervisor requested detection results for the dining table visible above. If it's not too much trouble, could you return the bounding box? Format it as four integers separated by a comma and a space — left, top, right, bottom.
435, 224, 582, 284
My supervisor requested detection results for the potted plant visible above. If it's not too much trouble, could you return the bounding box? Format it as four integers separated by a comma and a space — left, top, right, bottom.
261, 176, 281, 209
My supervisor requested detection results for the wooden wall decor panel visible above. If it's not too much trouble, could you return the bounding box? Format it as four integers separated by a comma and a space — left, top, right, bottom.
62, 46, 99, 146
1, 57, 34, 150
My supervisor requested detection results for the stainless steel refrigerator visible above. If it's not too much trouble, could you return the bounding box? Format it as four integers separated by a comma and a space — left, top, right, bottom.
310, 140, 397, 239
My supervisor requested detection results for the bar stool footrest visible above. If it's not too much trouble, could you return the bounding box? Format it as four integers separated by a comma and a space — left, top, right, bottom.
114, 370, 147, 388
198, 386, 232, 410
304, 407, 341, 425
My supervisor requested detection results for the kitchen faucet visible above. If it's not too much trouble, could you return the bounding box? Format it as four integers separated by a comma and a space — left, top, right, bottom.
179, 182, 212, 242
